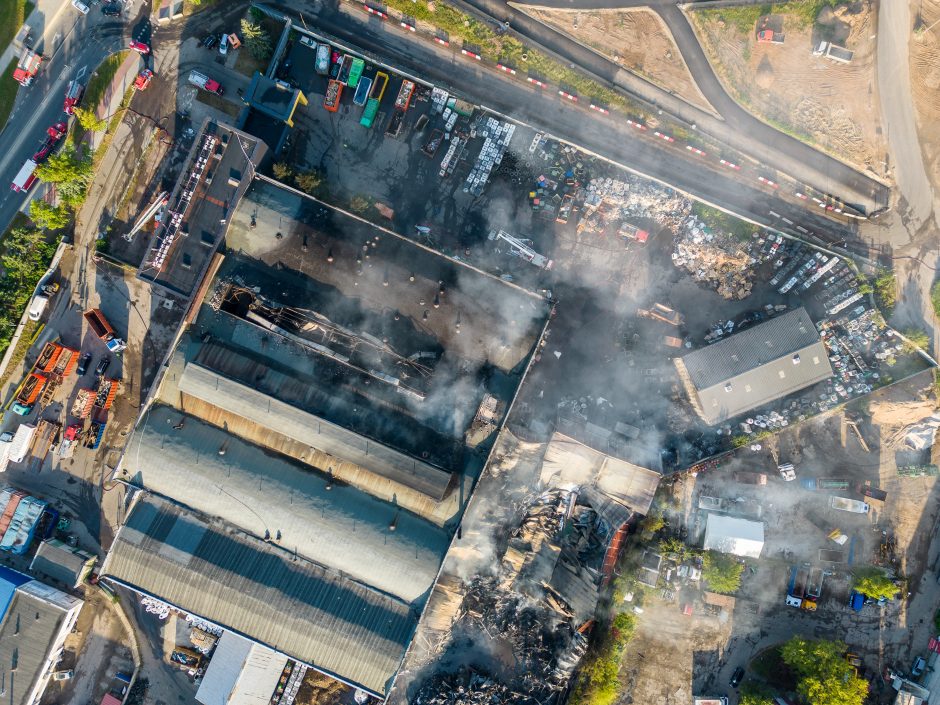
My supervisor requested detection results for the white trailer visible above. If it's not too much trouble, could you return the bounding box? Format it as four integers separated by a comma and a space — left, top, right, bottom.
829, 496, 870, 514
8, 424, 36, 464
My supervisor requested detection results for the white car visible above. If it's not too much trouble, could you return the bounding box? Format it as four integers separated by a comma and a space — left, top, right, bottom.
71, 0, 90, 14
778, 463, 796, 481
52, 670, 73, 681
219, 33, 229, 56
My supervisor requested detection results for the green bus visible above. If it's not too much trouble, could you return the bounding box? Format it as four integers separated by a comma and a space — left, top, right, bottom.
347, 58, 365, 88
360, 98, 380, 128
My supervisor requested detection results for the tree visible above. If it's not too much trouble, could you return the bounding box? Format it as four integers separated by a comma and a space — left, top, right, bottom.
73, 106, 106, 132
658, 536, 688, 560
294, 170, 322, 195
852, 567, 900, 600
29, 200, 70, 230
932, 280, 940, 320
901, 328, 930, 354
240, 18, 272, 61
35, 146, 93, 208
702, 551, 743, 594
349, 194, 372, 214
739, 682, 774, 705
272, 162, 293, 182
780, 637, 867, 705
638, 511, 665, 540
873, 269, 897, 313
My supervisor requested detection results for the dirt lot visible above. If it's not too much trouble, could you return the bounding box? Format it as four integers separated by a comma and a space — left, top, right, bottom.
911, 0, 940, 189
688, 1, 885, 171
517, 7, 716, 114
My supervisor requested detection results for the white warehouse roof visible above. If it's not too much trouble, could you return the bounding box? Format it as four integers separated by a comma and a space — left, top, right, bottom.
703, 514, 764, 559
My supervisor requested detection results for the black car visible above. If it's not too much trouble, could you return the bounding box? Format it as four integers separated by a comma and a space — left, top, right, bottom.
101, 2, 121, 15
202, 34, 218, 50
95, 356, 111, 377
729, 667, 745, 688
76, 353, 92, 376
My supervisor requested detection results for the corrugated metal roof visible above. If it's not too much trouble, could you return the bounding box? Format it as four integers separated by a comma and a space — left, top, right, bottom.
0, 582, 78, 705
103, 495, 417, 697
680, 308, 821, 388
123, 404, 450, 604
178, 360, 453, 500
29, 540, 95, 588
196, 631, 288, 705
676, 309, 833, 425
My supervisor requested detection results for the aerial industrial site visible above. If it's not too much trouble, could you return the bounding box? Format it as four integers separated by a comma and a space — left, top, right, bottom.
0, 1, 937, 705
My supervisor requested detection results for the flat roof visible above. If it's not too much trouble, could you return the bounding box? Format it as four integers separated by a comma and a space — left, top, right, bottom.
676, 308, 833, 424
224, 178, 548, 376
195, 631, 288, 705
138, 121, 265, 296
703, 514, 764, 559
244, 73, 303, 122
103, 494, 415, 697
123, 404, 449, 604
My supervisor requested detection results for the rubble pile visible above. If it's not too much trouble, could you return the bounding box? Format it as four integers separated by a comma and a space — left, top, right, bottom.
579, 178, 690, 237
671, 218, 755, 299
412, 670, 542, 705
412, 491, 616, 705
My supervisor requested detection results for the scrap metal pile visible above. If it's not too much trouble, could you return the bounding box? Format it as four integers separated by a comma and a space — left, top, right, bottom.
412, 490, 610, 705
671, 217, 756, 300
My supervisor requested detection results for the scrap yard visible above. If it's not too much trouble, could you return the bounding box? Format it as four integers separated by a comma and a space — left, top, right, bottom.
0, 3, 936, 705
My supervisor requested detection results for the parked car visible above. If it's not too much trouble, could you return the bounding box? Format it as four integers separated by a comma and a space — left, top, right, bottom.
101, 2, 121, 15
71, 0, 89, 14
76, 353, 92, 376
201, 34, 217, 50
219, 33, 229, 55
778, 463, 797, 481
95, 356, 110, 377
52, 670, 73, 681
129, 40, 150, 54
729, 667, 745, 688
912, 657, 926, 678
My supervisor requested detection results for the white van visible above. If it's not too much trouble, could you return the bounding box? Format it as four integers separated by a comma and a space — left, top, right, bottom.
27, 295, 49, 321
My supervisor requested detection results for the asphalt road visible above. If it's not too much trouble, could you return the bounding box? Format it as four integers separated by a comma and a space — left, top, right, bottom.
0, 9, 127, 238
457, 0, 889, 215
288, 0, 861, 249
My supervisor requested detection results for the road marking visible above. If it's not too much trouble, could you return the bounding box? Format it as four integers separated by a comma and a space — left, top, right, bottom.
76, 65, 87, 80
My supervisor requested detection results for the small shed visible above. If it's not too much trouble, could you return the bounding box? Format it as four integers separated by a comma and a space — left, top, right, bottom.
29, 538, 96, 588
703, 514, 765, 559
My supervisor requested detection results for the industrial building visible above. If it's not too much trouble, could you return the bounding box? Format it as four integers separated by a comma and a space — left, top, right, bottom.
675, 308, 833, 425
702, 514, 765, 559
0, 566, 84, 705
104, 176, 550, 698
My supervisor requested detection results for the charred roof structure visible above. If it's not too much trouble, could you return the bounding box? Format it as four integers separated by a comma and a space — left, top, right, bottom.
675, 308, 833, 425
107, 176, 550, 699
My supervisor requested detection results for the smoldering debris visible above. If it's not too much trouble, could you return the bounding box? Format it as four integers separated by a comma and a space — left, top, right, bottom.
671, 218, 755, 300
412, 490, 620, 704
412, 670, 542, 705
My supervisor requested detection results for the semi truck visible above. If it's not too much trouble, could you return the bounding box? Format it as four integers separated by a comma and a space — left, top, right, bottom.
801, 478, 851, 490
315, 43, 330, 74
829, 496, 870, 514
63, 80, 84, 114
11, 159, 38, 192
12, 373, 47, 415
353, 76, 373, 106
786, 565, 809, 607
8, 424, 37, 463
188, 71, 224, 96
324, 79, 343, 112
13, 46, 42, 86
83, 309, 127, 353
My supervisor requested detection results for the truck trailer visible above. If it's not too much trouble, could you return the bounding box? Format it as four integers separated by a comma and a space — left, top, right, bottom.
353, 76, 372, 106
324, 79, 343, 112
829, 496, 870, 514
83, 309, 127, 353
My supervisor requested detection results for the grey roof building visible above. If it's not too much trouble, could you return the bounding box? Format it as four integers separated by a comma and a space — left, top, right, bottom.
122, 404, 449, 605
675, 308, 833, 425
102, 494, 416, 697
29, 539, 96, 589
